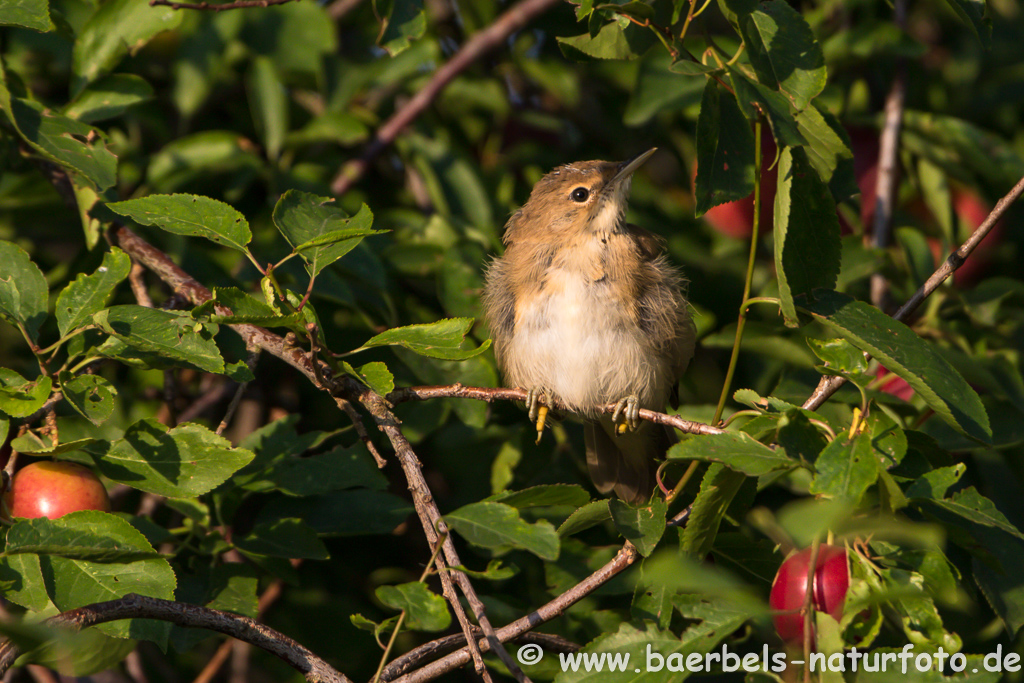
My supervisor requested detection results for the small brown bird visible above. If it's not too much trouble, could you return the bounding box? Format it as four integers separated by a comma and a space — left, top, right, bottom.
483, 149, 696, 503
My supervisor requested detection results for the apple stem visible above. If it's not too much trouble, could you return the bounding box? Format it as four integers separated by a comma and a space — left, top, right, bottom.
802, 538, 822, 683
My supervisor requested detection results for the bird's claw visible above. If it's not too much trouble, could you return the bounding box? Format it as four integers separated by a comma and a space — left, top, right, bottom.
612, 394, 641, 434
526, 388, 551, 445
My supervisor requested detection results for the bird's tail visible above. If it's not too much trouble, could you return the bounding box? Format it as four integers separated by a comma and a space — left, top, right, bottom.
584, 418, 673, 505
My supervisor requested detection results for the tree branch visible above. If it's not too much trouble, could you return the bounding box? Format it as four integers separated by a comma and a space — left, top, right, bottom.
387, 543, 639, 683
149, 0, 297, 10
329, 0, 563, 196
803, 171, 1024, 411
0, 594, 349, 683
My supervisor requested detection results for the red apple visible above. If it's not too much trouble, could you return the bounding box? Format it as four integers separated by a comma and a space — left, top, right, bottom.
875, 365, 914, 401
770, 545, 849, 646
5, 461, 111, 519
697, 136, 778, 239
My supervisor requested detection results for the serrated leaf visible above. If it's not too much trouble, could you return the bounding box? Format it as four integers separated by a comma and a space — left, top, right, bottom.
108, 194, 252, 253
794, 104, 858, 199
905, 464, 966, 500
667, 431, 797, 477
273, 191, 383, 277
56, 248, 131, 337
93, 305, 225, 374
727, 66, 806, 147
373, 0, 426, 56
271, 445, 387, 496
71, 0, 181, 92
352, 361, 395, 397
491, 484, 591, 509
0, 97, 117, 191
558, 499, 611, 537
191, 287, 302, 328
0, 553, 51, 611
361, 318, 490, 360
0, 0, 53, 31
64, 73, 154, 123
234, 519, 329, 560
609, 497, 667, 557
376, 582, 451, 631
680, 464, 746, 559
556, 21, 654, 61
923, 487, 1024, 541
9, 433, 97, 455
89, 419, 254, 497
741, 1, 826, 110
807, 337, 868, 378
0, 369, 52, 419
694, 79, 755, 217
0, 241, 48, 342
774, 146, 842, 326
60, 374, 117, 425
798, 289, 991, 442
808, 429, 879, 504
446, 501, 559, 560
7, 514, 160, 563
34, 512, 175, 642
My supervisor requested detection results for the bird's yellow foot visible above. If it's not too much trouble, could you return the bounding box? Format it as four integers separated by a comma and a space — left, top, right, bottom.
525, 388, 551, 445
612, 394, 641, 434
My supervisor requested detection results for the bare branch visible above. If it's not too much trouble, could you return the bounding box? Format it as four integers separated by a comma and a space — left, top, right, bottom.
389, 385, 724, 436
381, 632, 578, 681
803, 171, 1024, 411
0, 594, 350, 683
149, 0, 297, 11
388, 543, 640, 683
330, 0, 563, 196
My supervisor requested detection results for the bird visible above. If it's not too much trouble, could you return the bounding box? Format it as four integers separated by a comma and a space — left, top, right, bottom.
483, 149, 696, 504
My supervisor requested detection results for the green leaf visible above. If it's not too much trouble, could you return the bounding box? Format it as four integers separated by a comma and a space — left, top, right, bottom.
694, 80, 755, 217
343, 361, 395, 397
794, 104, 858, 199
0, 93, 117, 191
716, 0, 757, 32
491, 484, 591, 509
7, 514, 161, 563
0, 0, 53, 31
923, 487, 1024, 542
93, 305, 225, 374
667, 431, 798, 477
71, 0, 182, 93
727, 66, 806, 148
808, 429, 879, 504
798, 290, 991, 442
234, 519, 329, 560
361, 318, 490, 360
246, 57, 288, 160
55, 248, 131, 337
446, 501, 559, 560
741, 1, 826, 110
61, 374, 117, 425
376, 582, 451, 631
774, 146, 841, 326
0, 241, 48, 342
89, 419, 253, 498
973, 531, 1024, 636
558, 499, 611, 537
609, 497, 667, 557
27, 612, 136, 676
191, 287, 302, 328
0, 369, 52, 419
33, 512, 175, 642
373, 0, 426, 56
271, 445, 387, 496
64, 74, 154, 123
258, 489, 413, 537
806, 337, 869, 381
940, 0, 991, 47
0, 553, 50, 611
680, 464, 746, 559
905, 464, 966, 500
556, 20, 654, 61
108, 194, 252, 253
9, 433, 97, 455
274, 194, 381, 276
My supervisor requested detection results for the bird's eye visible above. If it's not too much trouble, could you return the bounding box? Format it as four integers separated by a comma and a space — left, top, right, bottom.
570, 187, 590, 203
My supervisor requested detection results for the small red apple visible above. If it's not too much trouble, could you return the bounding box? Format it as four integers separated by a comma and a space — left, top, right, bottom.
5, 461, 111, 519
770, 545, 849, 646
697, 136, 778, 239
875, 365, 914, 401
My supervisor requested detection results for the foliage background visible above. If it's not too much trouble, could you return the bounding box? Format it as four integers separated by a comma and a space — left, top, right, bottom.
1, 0, 1024, 680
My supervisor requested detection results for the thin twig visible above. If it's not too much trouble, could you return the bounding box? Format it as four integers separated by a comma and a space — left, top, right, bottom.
388, 543, 639, 683
128, 262, 154, 308
0, 594, 350, 683
381, 632, 578, 681
149, 0, 297, 10
326, 0, 364, 20
330, 0, 562, 196
388, 385, 723, 437
802, 171, 1024, 411
868, 0, 908, 311
340, 398, 387, 467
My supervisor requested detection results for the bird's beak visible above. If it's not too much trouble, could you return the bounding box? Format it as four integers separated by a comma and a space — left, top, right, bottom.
611, 147, 657, 185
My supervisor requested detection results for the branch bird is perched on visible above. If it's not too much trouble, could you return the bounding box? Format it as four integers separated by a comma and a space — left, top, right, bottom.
483, 149, 696, 504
